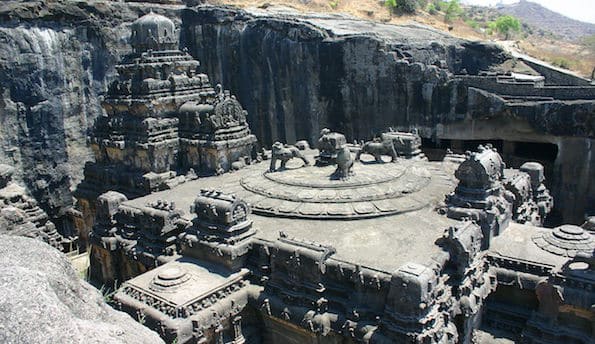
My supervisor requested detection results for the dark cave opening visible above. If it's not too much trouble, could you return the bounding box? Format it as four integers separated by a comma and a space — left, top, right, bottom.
421, 139, 562, 226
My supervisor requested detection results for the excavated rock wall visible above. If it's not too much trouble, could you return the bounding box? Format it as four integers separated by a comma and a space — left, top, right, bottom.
181, 6, 512, 146
0, 2, 183, 223
182, 5, 594, 224
0, 25, 105, 220
0, 2, 592, 226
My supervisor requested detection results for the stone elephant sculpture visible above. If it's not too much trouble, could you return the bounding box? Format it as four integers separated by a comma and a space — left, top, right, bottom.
355, 139, 398, 163
269, 142, 310, 172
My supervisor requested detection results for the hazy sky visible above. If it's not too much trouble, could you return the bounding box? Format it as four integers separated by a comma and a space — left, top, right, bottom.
460, 0, 595, 24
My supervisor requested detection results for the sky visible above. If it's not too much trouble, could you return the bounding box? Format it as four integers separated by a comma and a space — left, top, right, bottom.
460, 0, 595, 24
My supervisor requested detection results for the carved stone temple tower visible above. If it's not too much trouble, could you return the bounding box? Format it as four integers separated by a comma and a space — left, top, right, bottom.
75, 12, 257, 247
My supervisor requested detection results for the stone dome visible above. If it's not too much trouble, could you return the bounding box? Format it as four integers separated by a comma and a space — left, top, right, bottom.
455, 145, 504, 189
130, 12, 177, 53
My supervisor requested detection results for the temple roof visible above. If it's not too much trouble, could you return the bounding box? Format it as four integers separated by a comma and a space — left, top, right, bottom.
130, 12, 177, 52
489, 222, 569, 267
124, 150, 461, 272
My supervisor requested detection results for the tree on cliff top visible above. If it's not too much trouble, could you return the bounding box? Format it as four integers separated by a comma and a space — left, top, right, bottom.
493, 15, 522, 40
444, 0, 462, 24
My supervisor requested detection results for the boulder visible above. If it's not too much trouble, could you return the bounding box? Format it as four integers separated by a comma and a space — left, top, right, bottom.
0, 235, 165, 344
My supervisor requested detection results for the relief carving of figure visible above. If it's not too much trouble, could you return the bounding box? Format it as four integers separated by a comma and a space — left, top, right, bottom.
207, 113, 224, 131
269, 142, 310, 172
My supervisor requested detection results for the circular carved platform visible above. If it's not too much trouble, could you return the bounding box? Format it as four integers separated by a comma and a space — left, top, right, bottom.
263, 163, 408, 188
149, 266, 191, 292
224, 159, 456, 219
532, 225, 594, 257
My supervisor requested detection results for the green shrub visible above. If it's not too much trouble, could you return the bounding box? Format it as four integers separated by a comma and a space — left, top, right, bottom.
99, 280, 118, 304
465, 19, 479, 29
494, 15, 521, 39
427, 3, 437, 15
432, 0, 449, 12
444, 0, 462, 23
551, 57, 572, 69
486, 21, 497, 35
385, 0, 417, 14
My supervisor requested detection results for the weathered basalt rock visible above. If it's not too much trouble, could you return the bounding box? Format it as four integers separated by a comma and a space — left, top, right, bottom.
1, 1, 593, 229
88, 140, 594, 344
0, 235, 165, 344
182, 4, 595, 224
76, 11, 257, 249
0, 1, 184, 231
0, 163, 75, 251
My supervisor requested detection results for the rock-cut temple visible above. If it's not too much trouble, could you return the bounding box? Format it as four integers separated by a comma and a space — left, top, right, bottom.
76, 12, 593, 344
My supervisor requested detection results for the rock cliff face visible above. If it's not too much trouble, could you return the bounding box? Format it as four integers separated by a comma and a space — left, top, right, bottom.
0, 235, 165, 343
182, 5, 511, 146
181, 5, 594, 224
0, 2, 592, 227
0, 1, 183, 223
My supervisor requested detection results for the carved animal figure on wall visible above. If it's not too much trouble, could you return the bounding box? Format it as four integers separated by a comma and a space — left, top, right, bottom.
355, 139, 398, 163
269, 142, 310, 172
333, 145, 354, 180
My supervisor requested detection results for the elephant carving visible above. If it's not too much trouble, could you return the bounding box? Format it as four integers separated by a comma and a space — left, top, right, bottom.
355, 139, 398, 163
269, 142, 310, 172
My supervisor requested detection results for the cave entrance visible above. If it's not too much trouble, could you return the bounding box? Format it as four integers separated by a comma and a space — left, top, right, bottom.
505, 141, 560, 226
421, 139, 558, 186
421, 138, 451, 161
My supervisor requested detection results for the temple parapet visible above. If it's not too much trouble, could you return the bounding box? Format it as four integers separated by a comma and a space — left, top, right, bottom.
113, 258, 255, 344
89, 190, 188, 285
251, 233, 392, 343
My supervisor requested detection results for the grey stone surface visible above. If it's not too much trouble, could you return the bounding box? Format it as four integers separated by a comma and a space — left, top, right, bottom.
0, 1, 593, 227
89, 139, 593, 343
0, 3, 593, 342
0, 235, 164, 344
0, 1, 184, 223
124, 150, 459, 271
182, 4, 595, 224
183, 5, 593, 144
74, 11, 257, 250
0, 164, 73, 251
